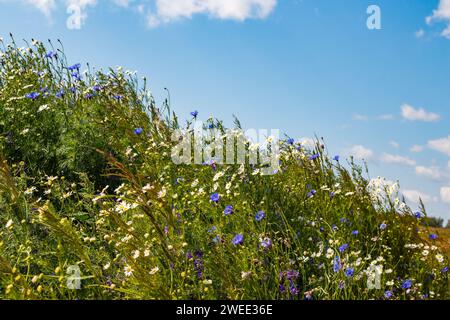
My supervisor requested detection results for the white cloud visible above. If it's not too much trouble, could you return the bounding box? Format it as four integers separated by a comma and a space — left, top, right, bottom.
415, 29, 425, 38
377, 114, 395, 121
113, 0, 132, 7
65, 0, 97, 29
389, 141, 400, 148
21, 0, 277, 28
426, 0, 450, 39
353, 114, 368, 121
402, 189, 436, 204
381, 153, 416, 166
401, 104, 441, 122
146, 0, 277, 27
428, 136, 450, 156
415, 165, 444, 181
348, 145, 374, 161
23, 0, 56, 17
448, 160, 450, 168
441, 186, 450, 203
410, 145, 424, 153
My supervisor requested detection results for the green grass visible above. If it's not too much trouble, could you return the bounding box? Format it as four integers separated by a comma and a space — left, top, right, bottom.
0, 37, 448, 300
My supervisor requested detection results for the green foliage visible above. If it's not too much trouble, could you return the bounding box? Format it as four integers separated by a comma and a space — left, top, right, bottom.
421, 217, 444, 229
0, 37, 448, 300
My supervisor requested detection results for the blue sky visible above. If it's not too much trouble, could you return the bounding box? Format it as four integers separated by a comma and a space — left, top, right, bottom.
1, 0, 450, 220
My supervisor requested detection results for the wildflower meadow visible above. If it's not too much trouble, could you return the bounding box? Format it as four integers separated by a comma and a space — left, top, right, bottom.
0, 37, 448, 300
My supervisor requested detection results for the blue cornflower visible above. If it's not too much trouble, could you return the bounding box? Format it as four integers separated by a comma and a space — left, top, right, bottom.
255, 211, 265, 222
232, 234, 244, 245
287, 138, 295, 145
429, 233, 438, 240
290, 285, 300, 295
133, 127, 143, 135
330, 191, 335, 198
384, 291, 393, 299
345, 268, 354, 278
210, 193, 220, 203
92, 85, 101, 92
352, 230, 359, 236
224, 205, 233, 216
71, 72, 82, 81
333, 256, 341, 273
339, 244, 349, 252
208, 226, 217, 233
307, 189, 316, 198
401, 280, 412, 290
340, 218, 347, 224
84, 93, 94, 100
380, 223, 387, 230
45, 51, 57, 59
441, 267, 448, 273
190, 110, 198, 118
68, 63, 81, 71
113, 95, 123, 100
333, 155, 340, 161
414, 212, 422, 219
25, 92, 39, 100
55, 89, 65, 98
279, 284, 286, 293
309, 154, 320, 161
260, 237, 272, 249
285, 270, 300, 280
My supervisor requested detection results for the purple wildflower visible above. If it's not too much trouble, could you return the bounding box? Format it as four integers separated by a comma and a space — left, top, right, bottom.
25, 92, 39, 100
401, 280, 412, 290
232, 234, 244, 245
133, 127, 143, 135
429, 234, 438, 240
210, 193, 220, 203
224, 205, 233, 216
255, 211, 265, 222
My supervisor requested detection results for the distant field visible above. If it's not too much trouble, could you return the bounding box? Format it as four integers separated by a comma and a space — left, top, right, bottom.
430, 228, 450, 259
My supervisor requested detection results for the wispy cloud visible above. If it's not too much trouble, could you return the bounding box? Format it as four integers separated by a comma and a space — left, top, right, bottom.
415, 165, 446, 181
402, 189, 437, 204
381, 153, 416, 166
347, 145, 374, 161
428, 135, 450, 156
145, 0, 277, 27
18, 0, 277, 29
377, 114, 395, 121
401, 104, 441, 122
389, 141, 400, 148
25, 0, 56, 17
426, 0, 450, 39
410, 145, 424, 153
353, 114, 368, 121
441, 186, 450, 203
415, 28, 425, 38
